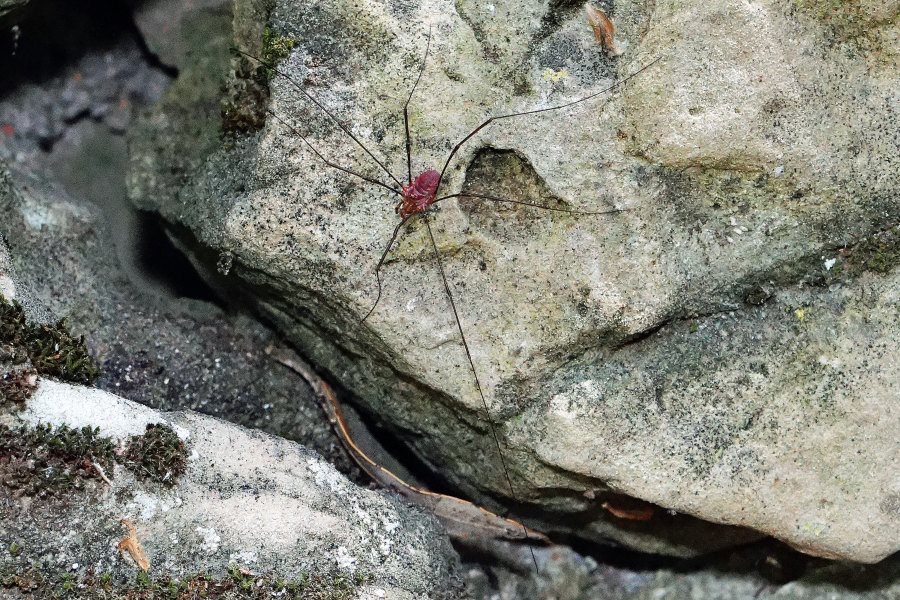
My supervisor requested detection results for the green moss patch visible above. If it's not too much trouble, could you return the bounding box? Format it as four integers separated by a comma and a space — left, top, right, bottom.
222, 26, 296, 135
1, 563, 370, 599
262, 27, 297, 68
791, 0, 893, 44
122, 424, 188, 486
0, 422, 190, 498
0, 424, 115, 498
829, 226, 900, 279
858, 230, 900, 274
0, 297, 99, 386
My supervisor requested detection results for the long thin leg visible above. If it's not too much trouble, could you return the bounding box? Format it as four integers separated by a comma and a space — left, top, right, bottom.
403, 26, 432, 184
361, 216, 413, 322
235, 49, 404, 189
435, 57, 662, 196
435, 192, 627, 215
265, 110, 401, 195
423, 215, 540, 572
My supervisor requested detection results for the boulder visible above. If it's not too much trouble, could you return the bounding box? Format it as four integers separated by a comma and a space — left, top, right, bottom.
0, 378, 460, 598
127, 0, 900, 561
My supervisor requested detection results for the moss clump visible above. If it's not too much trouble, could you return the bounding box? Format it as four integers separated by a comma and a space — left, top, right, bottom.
221, 64, 269, 135
838, 227, 900, 277
0, 296, 99, 385
0, 367, 38, 406
0, 424, 115, 497
122, 424, 188, 486
862, 239, 900, 274
262, 27, 297, 68
222, 27, 297, 135
0, 564, 371, 599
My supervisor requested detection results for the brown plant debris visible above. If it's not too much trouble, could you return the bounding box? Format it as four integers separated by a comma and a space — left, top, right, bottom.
117, 518, 151, 571
586, 3, 622, 56
0, 367, 38, 406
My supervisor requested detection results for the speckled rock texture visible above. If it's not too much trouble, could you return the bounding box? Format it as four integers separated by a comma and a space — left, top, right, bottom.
127, 0, 900, 561
0, 378, 460, 598
463, 544, 900, 600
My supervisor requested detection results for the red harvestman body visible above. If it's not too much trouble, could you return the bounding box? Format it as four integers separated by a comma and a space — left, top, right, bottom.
237, 27, 658, 571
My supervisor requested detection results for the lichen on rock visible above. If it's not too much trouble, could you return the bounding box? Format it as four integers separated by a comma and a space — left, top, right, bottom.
126, 0, 900, 562
1, 378, 460, 598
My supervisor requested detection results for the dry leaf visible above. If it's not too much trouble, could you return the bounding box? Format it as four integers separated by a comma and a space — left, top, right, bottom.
601, 500, 655, 521
586, 4, 622, 56
117, 518, 150, 571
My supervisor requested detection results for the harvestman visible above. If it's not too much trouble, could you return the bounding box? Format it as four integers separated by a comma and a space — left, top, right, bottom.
237, 28, 658, 569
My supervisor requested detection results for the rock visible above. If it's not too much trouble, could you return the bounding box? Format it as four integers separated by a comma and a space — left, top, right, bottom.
133, 0, 231, 70
0, 0, 28, 24
126, 0, 900, 561
464, 543, 900, 600
0, 378, 460, 598
0, 18, 355, 473
0, 231, 15, 302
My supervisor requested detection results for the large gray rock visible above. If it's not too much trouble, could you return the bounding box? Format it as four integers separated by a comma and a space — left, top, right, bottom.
127, 0, 900, 561
0, 378, 460, 598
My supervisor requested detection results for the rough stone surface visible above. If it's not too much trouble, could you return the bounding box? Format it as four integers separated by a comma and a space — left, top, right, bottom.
0, 19, 359, 477
0, 234, 15, 302
127, 0, 900, 561
0, 379, 460, 598
463, 544, 900, 600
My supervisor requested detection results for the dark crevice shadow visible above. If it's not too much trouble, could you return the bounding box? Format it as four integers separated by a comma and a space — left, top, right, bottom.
133, 213, 219, 303
0, 0, 176, 97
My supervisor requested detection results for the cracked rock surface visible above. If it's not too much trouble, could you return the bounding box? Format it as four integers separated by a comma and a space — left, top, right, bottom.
127, 0, 900, 561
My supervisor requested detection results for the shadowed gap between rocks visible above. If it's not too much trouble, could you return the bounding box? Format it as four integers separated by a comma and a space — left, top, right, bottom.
1, 0, 177, 98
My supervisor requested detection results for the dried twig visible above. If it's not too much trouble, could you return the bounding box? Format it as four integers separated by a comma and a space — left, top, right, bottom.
92, 461, 113, 486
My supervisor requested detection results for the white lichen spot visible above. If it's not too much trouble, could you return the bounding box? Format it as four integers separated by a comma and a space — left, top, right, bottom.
229, 549, 258, 564
817, 355, 842, 369
129, 491, 160, 520
382, 519, 400, 534
306, 458, 345, 493
196, 526, 221, 554
0, 275, 15, 301
335, 546, 357, 571
405, 297, 418, 312
379, 537, 393, 555
824, 258, 836, 270
21, 203, 62, 229
170, 423, 191, 441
